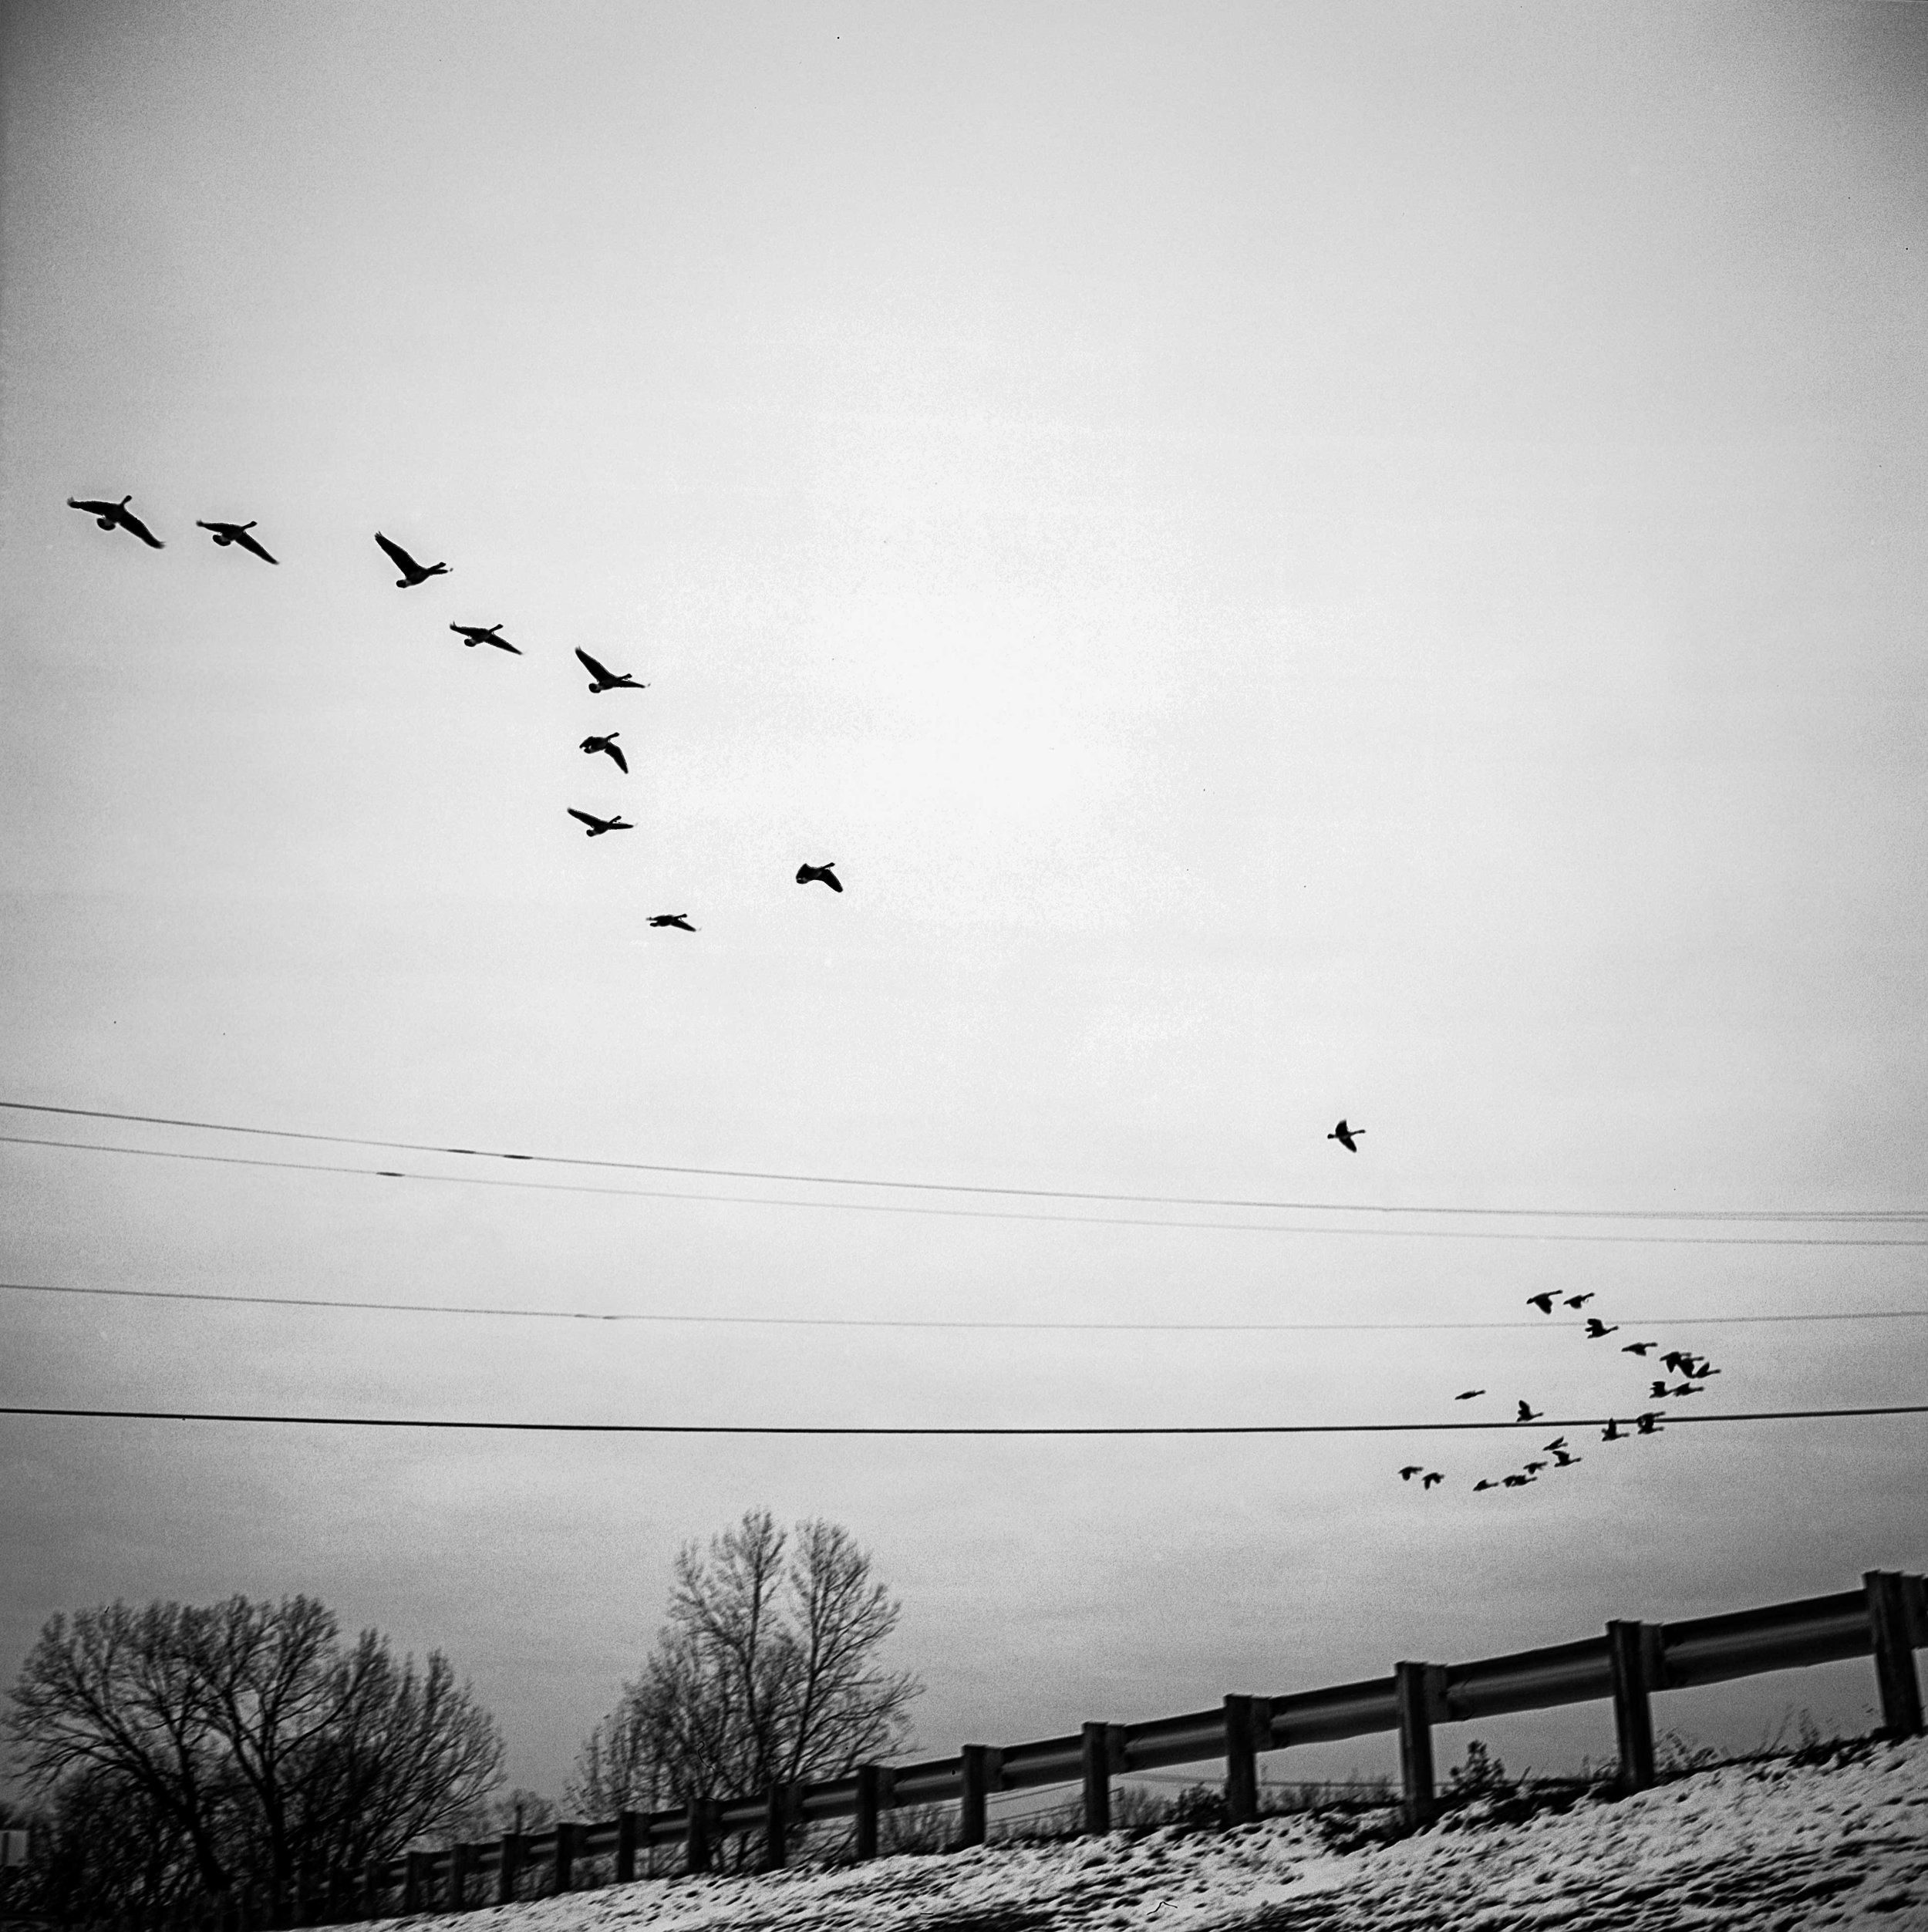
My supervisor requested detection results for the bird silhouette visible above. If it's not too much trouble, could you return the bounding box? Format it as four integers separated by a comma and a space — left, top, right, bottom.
1584, 1318, 1619, 1339
1502, 1473, 1536, 1488
69, 495, 163, 547
374, 532, 448, 586
1542, 1437, 1568, 1454
649, 915, 697, 932
1636, 1412, 1664, 1435
1474, 1479, 1498, 1492
1661, 1350, 1694, 1376
1650, 1381, 1670, 1401
1601, 1418, 1624, 1442
1522, 1460, 1548, 1475
450, 623, 519, 652
197, 519, 275, 562
1421, 1472, 1444, 1490
797, 862, 842, 892
580, 733, 628, 772
1527, 1293, 1556, 1314
1563, 1293, 1596, 1309
567, 808, 632, 837
1327, 1119, 1363, 1151
1516, 1401, 1542, 1422
1398, 1465, 1424, 1482
1552, 1450, 1582, 1468
1454, 1389, 1485, 1401
575, 648, 645, 693
1669, 1382, 1704, 1398
1621, 1340, 1657, 1357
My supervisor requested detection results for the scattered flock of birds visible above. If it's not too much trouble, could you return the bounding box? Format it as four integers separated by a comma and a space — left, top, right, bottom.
73, 491, 1712, 1503
1326, 1111, 1727, 1495
66, 497, 848, 926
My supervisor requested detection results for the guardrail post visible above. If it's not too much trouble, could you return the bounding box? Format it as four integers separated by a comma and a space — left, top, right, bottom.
551, 1823, 576, 1895
1223, 1695, 1269, 1825
683, 1799, 713, 1876
854, 1764, 892, 1860
1081, 1722, 1122, 1835
358, 1862, 379, 1921
1866, 1570, 1926, 1738
448, 1843, 470, 1912
495, 1833, 522, 1907
401, 1853, 424, 1917
1606, 1620, 1657, 1791
1394, 1662, 1441, 1828
615, 1811, 639, 1885
762, 1782, 796, 1871
958, 1744, 1001, 1847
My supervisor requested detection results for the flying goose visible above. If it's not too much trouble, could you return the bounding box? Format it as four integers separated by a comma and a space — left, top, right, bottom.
375, 532, 448, 586
197, 519, 276, 562
797, 862, 842, 892
69, 495, 163, 547
1326, 1119, 1363, 1152
450, 623, 519, 652
575, 648, 645, 693
581, 733, 628, 772
568, 808, 632, 838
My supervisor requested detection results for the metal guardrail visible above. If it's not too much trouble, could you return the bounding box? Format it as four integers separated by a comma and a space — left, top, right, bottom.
93, 1567, 1927, 1928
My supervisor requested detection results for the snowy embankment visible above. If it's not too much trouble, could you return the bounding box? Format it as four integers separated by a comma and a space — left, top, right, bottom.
397, 1737, 1927, 1932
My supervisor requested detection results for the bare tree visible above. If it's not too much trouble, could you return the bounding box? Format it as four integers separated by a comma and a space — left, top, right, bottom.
6, 1596, 502, 1913
569, 1512, 922, 1829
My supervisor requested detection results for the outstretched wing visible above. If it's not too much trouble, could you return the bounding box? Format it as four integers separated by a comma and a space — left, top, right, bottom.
606, 742, 629, 772
233, 528, 278, 564
118, 507, 164, 548
567, 808, 603, 831
488, 636, 521, 653
376, 531, 420, 575
575, 647, 615, 683
69, 497, 116, 516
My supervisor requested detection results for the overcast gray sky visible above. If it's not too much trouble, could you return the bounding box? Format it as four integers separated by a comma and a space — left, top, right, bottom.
3, 0, 1925, 1806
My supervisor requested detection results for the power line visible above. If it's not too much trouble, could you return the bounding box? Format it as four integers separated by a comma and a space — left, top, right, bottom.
2, 1404, 1923, 1435
7, 1135, 1926, 1248
4, 1099, 1921, 1225
7, 1280, 1926, 1335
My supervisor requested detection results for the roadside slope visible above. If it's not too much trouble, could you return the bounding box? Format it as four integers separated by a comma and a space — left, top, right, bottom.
388, 1736, 1928, 1932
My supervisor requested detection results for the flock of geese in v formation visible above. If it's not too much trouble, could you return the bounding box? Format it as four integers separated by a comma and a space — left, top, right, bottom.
65, 494, 847, 930
71, 493, 1711, 1494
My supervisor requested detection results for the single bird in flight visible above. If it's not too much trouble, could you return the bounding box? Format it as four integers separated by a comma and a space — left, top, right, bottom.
1421, 1471, 1444, 1490
69, 494, 163, 547
1621, 1340, 1657, 1357
1564, 1293, 1596, 1308
649, 915, 697, 932
1522, 1460, 1548, 1475
1527, 1293, 1556, 1314
374, 532, 449, 586
197, 519, 276, 562
1474, 1479, 1497, 1492
1502, 1473, 1535, 1488
581, 732, 628, 772
1542, 1438, 1568, 1454
1584, 1318, 1619, 1339
450, 623, 519, 652
1454, 1389, 1485, 1401
797, 862, 842, 892
1516, 1400, 1542, 1422
1601, 1418, 1624, 1442
1552, 1449, 1582, 1468
1327, 1119, 1363, 1151
568, 808, 632, 838
1636, 1412, 1664, 1435
1398, 1465, 1424, 1482
575, 648, 646, 693
1650, 1381, 1670, 1401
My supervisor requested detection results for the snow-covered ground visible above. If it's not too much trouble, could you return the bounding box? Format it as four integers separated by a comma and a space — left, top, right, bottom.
400, 1736, 1928, 1932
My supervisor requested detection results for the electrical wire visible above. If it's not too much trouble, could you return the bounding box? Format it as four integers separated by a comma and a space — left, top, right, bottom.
6, 1136, 1926, 1247
6, 1280, 1926, 1334
1, 1404, 1922, 1435
4, 1099, 1921, 1223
